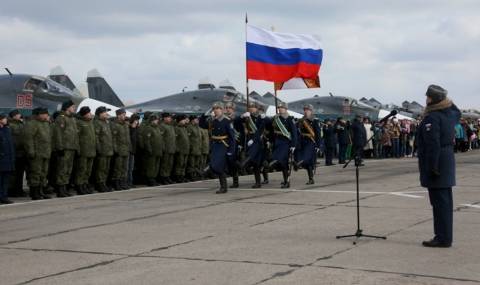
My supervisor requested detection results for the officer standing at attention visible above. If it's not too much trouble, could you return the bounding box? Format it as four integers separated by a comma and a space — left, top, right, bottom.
417, 84, 460, 248
199, 102, 235, 194
322, 119, 336, 166
186, 115, 202, 182
110, 109, 131, 190
52, 100, 79, 197
268, 102, 297, 189
240, 102, 266, 188
93, 106, 114, 192
174, 115, 190, 183
158, 113, 176, 185
7, 110, 27, 197
295, 104, 321, 184
74, 107, 96, 195
24, 108, 52, 200
141, 114, 163, 186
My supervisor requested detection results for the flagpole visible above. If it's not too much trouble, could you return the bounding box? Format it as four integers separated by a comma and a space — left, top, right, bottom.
274, 87, 279, 114
245, 13, 250, 108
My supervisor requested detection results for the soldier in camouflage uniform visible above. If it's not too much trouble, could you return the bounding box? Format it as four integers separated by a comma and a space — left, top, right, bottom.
7, 110, 27, 197
52, 100, 79, 197
173, 115, 190, 183
24, 108, 52, 200
110, 109, 131, 190
186, 115, 202, 181
93, 106, 114, 192
141, 114, 163, 186
200, 124, 210, 171
74, 107, 96, 195
158, 113, 176, 184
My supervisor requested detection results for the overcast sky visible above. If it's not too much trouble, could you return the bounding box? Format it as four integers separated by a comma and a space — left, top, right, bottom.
1, 0, 479, 108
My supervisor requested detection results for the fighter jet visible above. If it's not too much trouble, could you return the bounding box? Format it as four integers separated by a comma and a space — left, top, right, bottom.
0, 68, 127, 117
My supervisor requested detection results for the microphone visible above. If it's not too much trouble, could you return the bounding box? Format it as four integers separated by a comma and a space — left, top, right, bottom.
378, 110, 398, 124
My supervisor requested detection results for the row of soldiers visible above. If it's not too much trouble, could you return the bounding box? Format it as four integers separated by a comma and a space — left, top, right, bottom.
7, 100, 211, 200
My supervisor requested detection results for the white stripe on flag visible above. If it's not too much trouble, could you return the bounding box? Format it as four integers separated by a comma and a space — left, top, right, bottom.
247, 25, 321, 50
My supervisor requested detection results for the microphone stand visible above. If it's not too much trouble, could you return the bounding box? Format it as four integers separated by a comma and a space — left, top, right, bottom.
336, 127, 386, 244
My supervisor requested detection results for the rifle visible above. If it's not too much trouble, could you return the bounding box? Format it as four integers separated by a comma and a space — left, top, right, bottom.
287, 148, 295, 184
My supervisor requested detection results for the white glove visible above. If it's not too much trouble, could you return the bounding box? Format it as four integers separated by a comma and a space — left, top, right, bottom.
227, 152, 233, 156
290, 147, 296, 152
247, 139, 254, 147
241, 112, 251, 118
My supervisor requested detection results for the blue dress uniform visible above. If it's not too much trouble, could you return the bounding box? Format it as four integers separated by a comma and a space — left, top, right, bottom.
322, 122, 336, 166
417, 84, 461, 247
269, 112, 297, 188
199, 105, 235, 194
295, 115, 321, 184
240, 112, 266, 188
226, 107, 244, 188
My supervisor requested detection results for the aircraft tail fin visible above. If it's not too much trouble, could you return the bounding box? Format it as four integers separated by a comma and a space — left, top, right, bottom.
86, 69, 124, 107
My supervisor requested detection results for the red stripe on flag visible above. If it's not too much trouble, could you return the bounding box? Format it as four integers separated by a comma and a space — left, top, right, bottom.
247, 61, 320, 82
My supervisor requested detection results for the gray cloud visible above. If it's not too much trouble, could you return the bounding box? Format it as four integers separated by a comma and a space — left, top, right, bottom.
0, 0, 479, 108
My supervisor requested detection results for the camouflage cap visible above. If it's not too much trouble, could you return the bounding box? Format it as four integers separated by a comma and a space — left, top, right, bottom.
303, 104, 314, 111
212, 101, 224, 109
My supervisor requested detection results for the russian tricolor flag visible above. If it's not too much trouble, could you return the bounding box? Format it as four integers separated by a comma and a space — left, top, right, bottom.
246, 25, 322, 83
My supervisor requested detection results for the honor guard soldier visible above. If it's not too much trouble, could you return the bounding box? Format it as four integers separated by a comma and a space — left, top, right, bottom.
111, 109, 131, 190
52, 100, 79, 197
174, 115, 190, 183
186, 115, 202, 182
258, 104, 271, 184
158, 113, 176, 185
74, 107, 96, 195
93, 106, 114, 192
240, 102, 266, 188
417, 84, 461, 248
24, 108, 52, 200
295, 104, 321, 184
7, 109, 27, 197
199, 101, 235, 194
224, 102, 243, 188
140, 114, 163, 186
268, 102, 297, 188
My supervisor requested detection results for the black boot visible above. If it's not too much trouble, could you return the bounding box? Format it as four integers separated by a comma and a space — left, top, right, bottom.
102, 183, 112, 192
216, 175, 228, 194
262, 168, 269, 184
230, 173, 239, 188
83, 184, 93, 194
281, 169, 290, 189
157, 177, 166, 185
39, 186, 52, 199
76, 185, 86, 195
56, 185, 69, 198
120, 179, 129, 190
251, 168, 262, 188
147, 179, 157, 187
113, 180, 122, 191
30, 186, 42, 200
306, 168, 315, 185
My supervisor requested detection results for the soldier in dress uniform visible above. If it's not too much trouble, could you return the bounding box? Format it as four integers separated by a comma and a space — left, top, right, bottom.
52, 100, 79, 197
93, 106, 114, 192
158, 113, 176, 185
74, 107, 96, 195
173, 115, 190, 183
110, 109, 131, 190
295, 104, 321, 184
417, 84, 461, 248
268, 102, 297, 188
186, 115, 202, 182
7, 110, 27, 197
24, 108, 52, 200
240, 102, 266, 188
199, 102, 235, 194
224, 102, 243, 188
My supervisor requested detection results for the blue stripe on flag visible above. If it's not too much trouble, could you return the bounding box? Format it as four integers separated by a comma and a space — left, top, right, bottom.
246, 42, 322, 65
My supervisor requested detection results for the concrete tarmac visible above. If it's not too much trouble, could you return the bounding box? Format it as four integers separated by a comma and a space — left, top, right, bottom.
1, 151, 479, 284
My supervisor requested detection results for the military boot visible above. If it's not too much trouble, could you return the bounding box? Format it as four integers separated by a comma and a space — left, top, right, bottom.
157, 177, 166, 185
56, 185, 69, 198
30, 186, 42, 200
112, 180, 122, 191
281, 169, 290, 189
96, 183, 105, 193
251, 169, 262, 188
165, 177, 174, 184
230, 175, 239, 188
306, 168, 315, 185
216, 175, 228, 194
147, 179, 157, 187
82, 184, 93, 194
76, 185, 86, 195
39, 186, 52, 199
